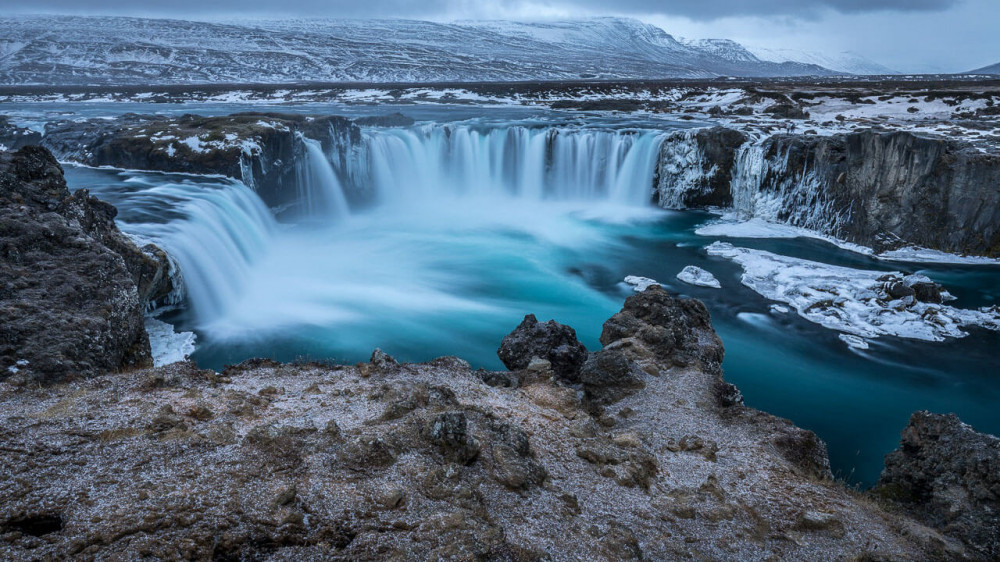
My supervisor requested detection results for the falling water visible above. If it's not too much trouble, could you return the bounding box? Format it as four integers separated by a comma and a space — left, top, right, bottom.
358, 125, 667, 206
297, 136, 351, 220
117, 177, 278, 324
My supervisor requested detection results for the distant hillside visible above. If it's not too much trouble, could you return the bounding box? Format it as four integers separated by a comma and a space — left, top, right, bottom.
0, 16, 837, 86
968, 62, 1000, 74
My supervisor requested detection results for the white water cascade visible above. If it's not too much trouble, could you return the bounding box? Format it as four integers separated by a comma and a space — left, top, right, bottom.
123, 178, 278, 324
113, 123, 671, 335
357, 125, 667, 207
296, 136, 352, 220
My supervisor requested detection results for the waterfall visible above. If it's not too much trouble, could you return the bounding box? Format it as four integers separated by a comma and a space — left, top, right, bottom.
112, 123, 670, 331
356, 124, 666, 206
297, 136, 351, 220
122, 178, 277, 325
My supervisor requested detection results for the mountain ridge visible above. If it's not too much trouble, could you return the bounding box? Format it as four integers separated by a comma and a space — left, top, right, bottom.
0, 15, 838, 85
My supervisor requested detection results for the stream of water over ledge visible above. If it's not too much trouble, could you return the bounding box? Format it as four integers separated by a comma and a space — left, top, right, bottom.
47, 105, 1000, 489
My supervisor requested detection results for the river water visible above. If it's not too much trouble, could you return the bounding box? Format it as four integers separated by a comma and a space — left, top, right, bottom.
10, 101, 997, 488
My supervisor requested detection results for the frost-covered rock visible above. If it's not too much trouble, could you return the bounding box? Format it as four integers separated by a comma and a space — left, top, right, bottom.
0, 293, 971, 560
676, 265, 721, 288
41, 113, 361, 212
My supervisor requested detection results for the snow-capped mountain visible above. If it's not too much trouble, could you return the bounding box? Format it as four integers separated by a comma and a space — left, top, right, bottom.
0, 16, 837, 85
746, 46, 899, 76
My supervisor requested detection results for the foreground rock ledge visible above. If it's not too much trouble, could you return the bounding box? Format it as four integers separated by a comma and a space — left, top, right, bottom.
0, 146, 174, 382
0, 287, 987, 560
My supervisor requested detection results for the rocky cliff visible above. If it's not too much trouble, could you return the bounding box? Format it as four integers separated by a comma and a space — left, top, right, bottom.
41, 113, 362, 215
657, 127, 1000, 257
876, 411, 1000, 559
0, 146, 173, 383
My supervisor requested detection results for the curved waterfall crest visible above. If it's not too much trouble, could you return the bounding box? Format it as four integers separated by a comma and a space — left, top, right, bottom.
355, 123, 667, 206
126, 122, 671, 328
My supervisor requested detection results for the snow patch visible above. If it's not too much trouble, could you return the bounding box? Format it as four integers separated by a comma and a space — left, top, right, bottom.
706, 241, 1000, 342
145, 317, 197, 367
877, 246, 1000, 265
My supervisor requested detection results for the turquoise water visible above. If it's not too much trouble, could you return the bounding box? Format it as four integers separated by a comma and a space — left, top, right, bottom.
64, 163, 1000, 489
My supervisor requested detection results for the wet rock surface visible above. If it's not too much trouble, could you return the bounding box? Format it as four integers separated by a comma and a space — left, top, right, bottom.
664, 127, 1000, 258
0, 116, 41, 151
0, 146, 172, 382
875, 411, 1000, 559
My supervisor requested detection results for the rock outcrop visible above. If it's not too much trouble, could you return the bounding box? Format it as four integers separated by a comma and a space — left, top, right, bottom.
0, 146, 172, 383
875, 411, 1000, 559
0, 117, 41, 151
657, 127, 1000, 257
41, 113, 363, 214
2, 282, 979, 560
654, 126, 748, 209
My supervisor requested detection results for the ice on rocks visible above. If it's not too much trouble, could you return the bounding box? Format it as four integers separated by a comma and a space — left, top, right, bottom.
624, 275, 660, 292
145, 317, 197, 366
706, 241, 1000, 342
676, 265, 721, 288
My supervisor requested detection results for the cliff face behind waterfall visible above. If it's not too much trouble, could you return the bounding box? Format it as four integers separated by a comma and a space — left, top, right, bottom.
656, 127, 1000, 257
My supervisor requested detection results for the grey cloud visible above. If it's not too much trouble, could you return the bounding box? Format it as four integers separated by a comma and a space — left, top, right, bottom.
5, 0, 962, 19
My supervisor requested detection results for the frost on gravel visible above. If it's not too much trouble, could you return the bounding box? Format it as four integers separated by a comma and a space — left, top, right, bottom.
145, 317, 197, 366
676, 265, 721, 288
706, 241, 1000, 342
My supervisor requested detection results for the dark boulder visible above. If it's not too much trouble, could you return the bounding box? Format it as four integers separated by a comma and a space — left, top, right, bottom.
578, 349, 645, 405
911, 282, 943, 304
886, 282, 916, 300
497, 314, 588, 381
487, 421, 547, 491
874, 411, 1000, 559
0, 146, 170, 383
600, 286, 724, 372
763, 104, 809, 119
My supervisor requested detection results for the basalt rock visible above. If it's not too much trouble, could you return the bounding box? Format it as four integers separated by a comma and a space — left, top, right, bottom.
657, 127, 1000, 257
655, 126, 748, 208
497, 313, 588, 381
578, 348, 646, 405
0, 116, 42, 151
875, 411, 1000, 559
0, 300, 981, 559
600, 285, 724, 372
41, 112, 363, 215
0, 146, 172, 382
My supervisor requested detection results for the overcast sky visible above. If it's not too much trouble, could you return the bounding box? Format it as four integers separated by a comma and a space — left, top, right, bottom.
4, 0, 996, 72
